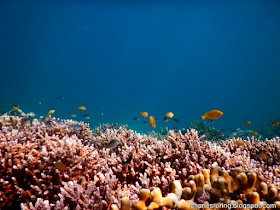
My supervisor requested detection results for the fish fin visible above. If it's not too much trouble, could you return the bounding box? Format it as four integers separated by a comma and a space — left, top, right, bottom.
202, 115, 206, 120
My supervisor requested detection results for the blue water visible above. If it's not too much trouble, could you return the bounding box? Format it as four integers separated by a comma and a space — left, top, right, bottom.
1, 0, 280, 134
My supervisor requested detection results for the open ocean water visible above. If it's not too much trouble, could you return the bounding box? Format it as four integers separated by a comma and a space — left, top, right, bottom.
1, 0, 280, 136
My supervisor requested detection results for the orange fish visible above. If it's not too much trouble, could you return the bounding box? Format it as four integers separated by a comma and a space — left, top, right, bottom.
243, 121, 251, 127
272, 122, 279, 128
252, 131, 258, 135
77, 106, 87, 111
256, 152, 268, 163
47, 110, 55, 116
166, 112, 174, 118
13, 104, 19, 110
149, 115, 156, 128
140, 112, 148, 118
233, 139, 244, 146
202, 110, 223, 121
54, 161, 67, 170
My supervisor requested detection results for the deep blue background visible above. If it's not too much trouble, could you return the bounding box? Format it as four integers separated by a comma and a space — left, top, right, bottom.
1, 0, 280, 133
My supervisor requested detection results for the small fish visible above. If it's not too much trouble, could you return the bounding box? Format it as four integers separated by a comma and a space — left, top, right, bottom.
54, 161, 67, 170
166, 112, 174, 118
13, 104, 19, 110
163, 117, 169, 123
38, 101, 42, 105
47, 110, 55, 116
170, 128, 179, 132
77, 106, 87, 111
140, 112, 148, 118
105, 139, 120, 149
256, 152, 268, 162
172, 118, 179, 123
252, 131, 258, 135
73, 124, 83, 131
100, 112, 104, 116
104, 123, 118, 129
123, 151, 134, 164
143, 121, 147, 125
133, 117, 139, 121
233, 139, 244, 146
58, 96, 64, 100
83, 115, 90, 120
69, 113, 77, 118
45, 120, 52, 127
243, 121, 252, 127
272, 122, 279, 128
202, 110, 223, 121
146, 129, 153, 135
40, 117, 53, 127
57, 120, 64, 125
105, 124, 113, 129
149, 116, 156, 128
40, 117, 52, 123
22, 117, 35, 125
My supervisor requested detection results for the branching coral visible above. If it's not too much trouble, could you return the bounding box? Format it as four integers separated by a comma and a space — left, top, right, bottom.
0, 114, 280, 209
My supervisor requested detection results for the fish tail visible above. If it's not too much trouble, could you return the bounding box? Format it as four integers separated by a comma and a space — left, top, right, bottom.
202, 115, 206, 120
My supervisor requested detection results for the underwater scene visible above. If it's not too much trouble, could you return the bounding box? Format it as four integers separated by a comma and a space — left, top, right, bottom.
1, 0, 280, 209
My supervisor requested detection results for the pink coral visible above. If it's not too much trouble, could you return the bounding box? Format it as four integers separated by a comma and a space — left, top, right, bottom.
0, 114, 279, 209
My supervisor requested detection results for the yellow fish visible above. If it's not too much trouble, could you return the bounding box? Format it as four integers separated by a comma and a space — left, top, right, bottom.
243, 121, 252, 127
202, 110, 223, 121
233, 139, 244, 146
252, 131, 258, 135
272, 122, 279, 128
54, 161, 67, 171
140, 112, 148, 118
149, 115, 156, 128
77, 106, 87, 111
13, 104, 19, 110
47, 110, 55, 116
166, 112, 174, 118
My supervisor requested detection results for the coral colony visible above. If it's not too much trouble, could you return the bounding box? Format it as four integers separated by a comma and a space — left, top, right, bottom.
0, 110, 280, 209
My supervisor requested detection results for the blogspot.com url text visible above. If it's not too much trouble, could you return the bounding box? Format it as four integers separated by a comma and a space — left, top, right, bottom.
190, 203, 276, 209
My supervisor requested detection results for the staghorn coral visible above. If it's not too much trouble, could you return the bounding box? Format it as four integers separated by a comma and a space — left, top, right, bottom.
0, 114, 280, 209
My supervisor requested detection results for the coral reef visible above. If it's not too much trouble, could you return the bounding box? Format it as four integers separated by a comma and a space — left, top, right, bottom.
189, 121, 224, 140
115, 163, 280, 210
258, 124, 280, 140
228, 129, 256, 140
0, 114, 279, 209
